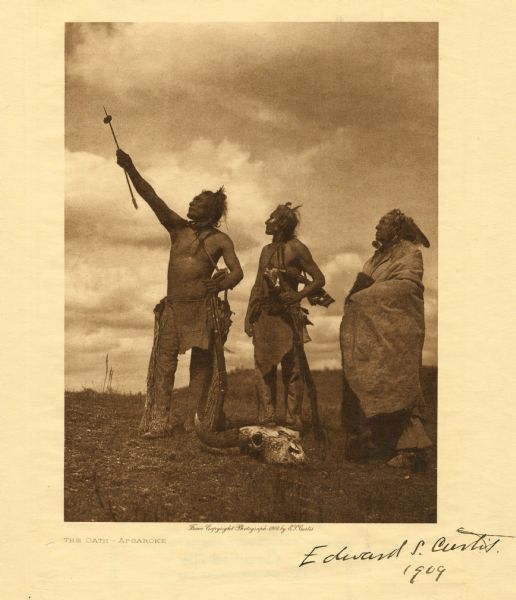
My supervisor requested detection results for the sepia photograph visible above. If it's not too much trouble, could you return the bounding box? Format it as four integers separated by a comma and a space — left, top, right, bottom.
65, 22, 438, 523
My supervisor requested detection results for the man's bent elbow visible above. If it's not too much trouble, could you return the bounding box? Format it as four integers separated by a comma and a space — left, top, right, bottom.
235, 268, 244, 286
224, 267, 243, 290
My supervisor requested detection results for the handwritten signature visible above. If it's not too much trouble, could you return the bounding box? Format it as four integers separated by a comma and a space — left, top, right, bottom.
432, 527, 513, 553
299, 527, 515, 571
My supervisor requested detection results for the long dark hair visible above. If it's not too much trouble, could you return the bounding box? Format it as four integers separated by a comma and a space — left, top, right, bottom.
199, 186, 227, 227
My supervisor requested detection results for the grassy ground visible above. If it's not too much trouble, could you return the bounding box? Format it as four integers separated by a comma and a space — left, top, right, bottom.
65, 367, 437, 522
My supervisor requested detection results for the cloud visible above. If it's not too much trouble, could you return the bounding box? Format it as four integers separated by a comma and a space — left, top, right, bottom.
65, 134, 438, 390
65, 327, 169, 392
66, 23, 437, 162
65, 23, 438, 389
65, 140, 270, 244
321, 252, 364, 303
65, 139, 276, 389
68, 23, 436, 121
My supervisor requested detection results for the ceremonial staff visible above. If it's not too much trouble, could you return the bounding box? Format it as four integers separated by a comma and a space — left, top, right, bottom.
102, 106, 138, 210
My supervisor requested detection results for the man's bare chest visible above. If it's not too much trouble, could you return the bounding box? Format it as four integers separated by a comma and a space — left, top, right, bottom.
169, 228, 219, 261
264, 242, 300, 270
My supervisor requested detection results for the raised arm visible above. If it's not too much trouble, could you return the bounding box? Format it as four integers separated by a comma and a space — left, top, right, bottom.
116, 149, 185, 230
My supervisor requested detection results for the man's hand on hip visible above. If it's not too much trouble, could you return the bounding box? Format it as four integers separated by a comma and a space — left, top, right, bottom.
204, 270, 227, 294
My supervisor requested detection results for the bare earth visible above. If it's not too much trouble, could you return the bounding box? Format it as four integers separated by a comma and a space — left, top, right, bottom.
65, 368, 437, 522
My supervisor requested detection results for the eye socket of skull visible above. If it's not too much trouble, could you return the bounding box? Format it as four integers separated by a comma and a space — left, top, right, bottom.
288, 444, 302, 455
251, 432, 263, 447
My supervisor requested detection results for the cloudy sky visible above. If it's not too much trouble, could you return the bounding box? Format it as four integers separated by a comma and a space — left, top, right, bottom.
65, 22, 437, 392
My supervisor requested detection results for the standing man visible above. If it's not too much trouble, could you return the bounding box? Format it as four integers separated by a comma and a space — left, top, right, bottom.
245, 203, 325, 432
340, 209, 432, 468
116, 149, 243, 437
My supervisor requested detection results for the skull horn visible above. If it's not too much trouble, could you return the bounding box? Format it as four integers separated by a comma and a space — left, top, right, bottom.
194, 413, 240, 448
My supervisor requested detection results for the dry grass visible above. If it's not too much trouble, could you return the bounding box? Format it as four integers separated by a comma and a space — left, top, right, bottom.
65, 367, 437, 522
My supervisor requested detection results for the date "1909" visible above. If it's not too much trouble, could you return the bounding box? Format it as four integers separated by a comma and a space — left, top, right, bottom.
403, 564, 446, 584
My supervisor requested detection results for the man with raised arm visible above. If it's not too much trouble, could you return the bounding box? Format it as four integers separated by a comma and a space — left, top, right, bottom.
245, 203, 325, 432
116, 149, 243, 437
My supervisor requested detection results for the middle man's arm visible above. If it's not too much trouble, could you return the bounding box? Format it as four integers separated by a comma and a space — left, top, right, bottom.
280, 240, 325, 305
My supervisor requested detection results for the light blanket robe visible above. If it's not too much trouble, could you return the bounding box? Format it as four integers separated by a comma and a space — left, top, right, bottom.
340, 239, 432, 449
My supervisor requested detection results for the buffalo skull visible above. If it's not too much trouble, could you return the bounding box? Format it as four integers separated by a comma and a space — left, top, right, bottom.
194, 415, 307, 465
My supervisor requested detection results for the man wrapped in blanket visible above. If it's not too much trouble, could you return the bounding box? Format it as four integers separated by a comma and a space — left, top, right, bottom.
340, 209, 433, 469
